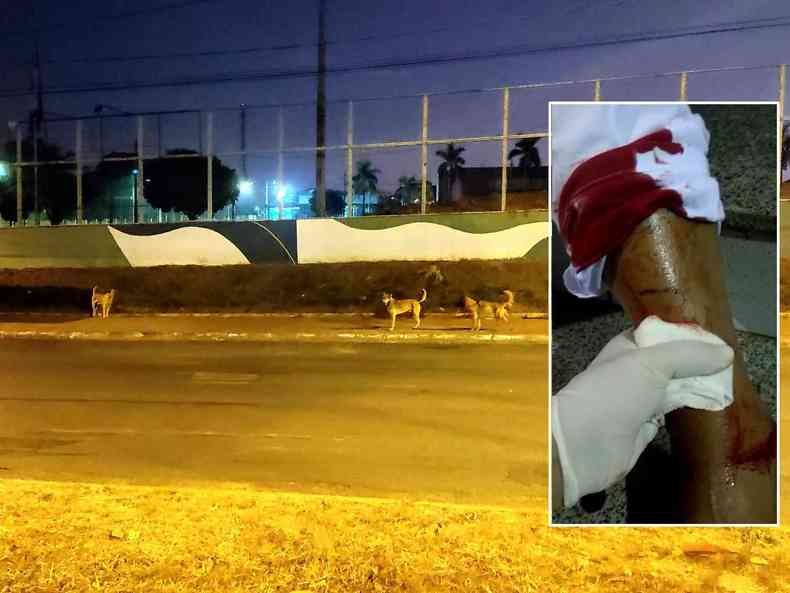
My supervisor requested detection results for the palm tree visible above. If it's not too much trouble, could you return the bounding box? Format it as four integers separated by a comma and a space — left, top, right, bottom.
352, 160, 380, 215
396, 175, 420, 205
436, 143, 465, 203
508, 138, 541, 170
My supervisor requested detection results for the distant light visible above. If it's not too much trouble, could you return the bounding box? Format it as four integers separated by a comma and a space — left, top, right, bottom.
238, 179, 254, 195
0, 162, 9, 179
132, 169, 139, 176
276, 184, 290, 201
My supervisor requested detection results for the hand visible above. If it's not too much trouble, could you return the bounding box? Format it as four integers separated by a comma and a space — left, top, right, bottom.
552, 323, 734, 508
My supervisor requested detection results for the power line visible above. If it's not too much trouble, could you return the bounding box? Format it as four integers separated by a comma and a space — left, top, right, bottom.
27, 2, 642, 69
0, 0, 227, 40
42, 6, 532, 66
1, 15, 789, 99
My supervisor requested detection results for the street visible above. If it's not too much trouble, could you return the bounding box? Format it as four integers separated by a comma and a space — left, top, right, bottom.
0, 339, 547, 506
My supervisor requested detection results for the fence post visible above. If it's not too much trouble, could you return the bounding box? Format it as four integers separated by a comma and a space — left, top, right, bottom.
15, 125, 22, 225
346, 101, 354, 217
136, 115, 144, 223
277, 107, 284, 220
679, 71, 688, 101
500, 87, 510, 212
76, 120, 83, 224
420, 95, 429, 215
32, 118, 39, 226
779, 64, 786, 143
594, 79, 601, 101
206, 111, 214, 220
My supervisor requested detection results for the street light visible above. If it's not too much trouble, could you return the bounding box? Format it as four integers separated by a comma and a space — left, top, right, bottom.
275, 182, 290, 220
132, 168, 139, 223
238, 179, 254, 196
0, 162, 9, 180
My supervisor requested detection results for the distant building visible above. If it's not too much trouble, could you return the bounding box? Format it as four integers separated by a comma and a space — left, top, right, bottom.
437, 166, 548, 203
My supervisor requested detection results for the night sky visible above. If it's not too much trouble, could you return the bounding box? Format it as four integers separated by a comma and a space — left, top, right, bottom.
1, 0, 788, 194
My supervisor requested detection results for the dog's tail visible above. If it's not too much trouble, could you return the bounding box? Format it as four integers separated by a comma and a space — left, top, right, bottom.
502, 289, 514, 307
418, 288, 427, 303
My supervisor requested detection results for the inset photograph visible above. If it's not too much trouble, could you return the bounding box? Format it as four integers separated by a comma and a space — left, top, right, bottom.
550, 102, 778, 525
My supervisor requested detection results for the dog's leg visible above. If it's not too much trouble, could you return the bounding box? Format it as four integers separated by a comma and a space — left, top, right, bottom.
389, 313, 396, 332
413, 305, 420, 329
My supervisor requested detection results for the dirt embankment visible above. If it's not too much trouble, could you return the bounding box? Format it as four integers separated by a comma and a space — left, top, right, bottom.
0, 260, 547, 315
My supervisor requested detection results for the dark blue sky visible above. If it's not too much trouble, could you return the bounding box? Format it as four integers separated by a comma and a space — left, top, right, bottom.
1, 0, 788, 193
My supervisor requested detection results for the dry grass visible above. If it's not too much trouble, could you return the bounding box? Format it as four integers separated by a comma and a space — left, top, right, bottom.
0, 260, 548, 316
1, 478, 789, 592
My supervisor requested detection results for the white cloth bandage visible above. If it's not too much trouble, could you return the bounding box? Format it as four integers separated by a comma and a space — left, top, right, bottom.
551, 104, 724, 298
634, 316, 734, 413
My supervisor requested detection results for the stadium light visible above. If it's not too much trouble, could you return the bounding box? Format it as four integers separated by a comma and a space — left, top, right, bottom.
238, 179, 254, 196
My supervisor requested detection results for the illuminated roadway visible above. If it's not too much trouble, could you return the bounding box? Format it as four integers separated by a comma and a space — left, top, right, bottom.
0, 339, 547, 506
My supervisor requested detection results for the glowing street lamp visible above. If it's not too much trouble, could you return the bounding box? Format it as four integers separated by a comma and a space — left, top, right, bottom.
238, 179, 254, 196
0, 161, 9, 180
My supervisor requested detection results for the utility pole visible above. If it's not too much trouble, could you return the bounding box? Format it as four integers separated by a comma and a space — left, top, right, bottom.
31, 2, 44, 225
314, 0, 327, 217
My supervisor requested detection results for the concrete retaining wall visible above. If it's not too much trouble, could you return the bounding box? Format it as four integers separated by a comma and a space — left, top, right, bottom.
0, 211, 548, 269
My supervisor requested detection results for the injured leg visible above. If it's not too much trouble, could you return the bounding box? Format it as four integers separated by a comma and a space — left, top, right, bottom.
605, 208, 776, 523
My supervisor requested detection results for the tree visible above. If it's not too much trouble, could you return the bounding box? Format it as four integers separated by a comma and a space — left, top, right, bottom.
309, 188, 346, 217
352, 160, 380, 215
782, 123, 789, 173
1, 138, 76, 225
83, 152, 137, 221
395, 175, 420, 205
436, 143, 465, 203
508, 138, 542, 170
136, 149, 239, 220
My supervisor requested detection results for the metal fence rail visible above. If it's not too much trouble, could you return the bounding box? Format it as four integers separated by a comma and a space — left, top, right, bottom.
3, 63, 787, 226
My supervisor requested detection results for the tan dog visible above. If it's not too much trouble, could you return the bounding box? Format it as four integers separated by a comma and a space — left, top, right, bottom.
464, 289, 514, 331
382, 289, 427, 331
91, 286, 116, 319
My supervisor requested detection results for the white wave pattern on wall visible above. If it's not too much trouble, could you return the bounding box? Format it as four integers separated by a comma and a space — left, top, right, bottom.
297, 219, 549, 264
108, 226, 250, 267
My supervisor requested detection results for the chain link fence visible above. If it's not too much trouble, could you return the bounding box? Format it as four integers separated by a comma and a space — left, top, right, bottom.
0, 64, 786, 226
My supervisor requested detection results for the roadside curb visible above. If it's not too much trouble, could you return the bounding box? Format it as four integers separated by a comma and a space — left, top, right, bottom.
0, 311, 549, 320
0, 329, 548, 345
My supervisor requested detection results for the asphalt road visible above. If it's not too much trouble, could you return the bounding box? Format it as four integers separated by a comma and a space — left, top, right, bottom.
0, 339, 547, 506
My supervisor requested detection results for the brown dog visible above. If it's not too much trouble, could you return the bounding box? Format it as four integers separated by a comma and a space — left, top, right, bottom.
464, 289, 514, 331
91, 286, 116, 319
382, 289, 427, 331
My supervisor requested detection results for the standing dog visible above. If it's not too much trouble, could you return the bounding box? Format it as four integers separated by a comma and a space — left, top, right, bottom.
91, 286, 116, 319
464, 289, 514, 331
382, 289, 427, 331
